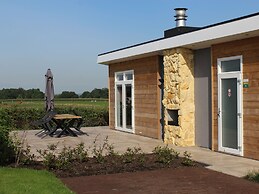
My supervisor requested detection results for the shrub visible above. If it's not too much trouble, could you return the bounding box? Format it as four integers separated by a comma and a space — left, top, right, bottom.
11, 131, 36, 166
91, 136, 118, 163
245, 171, 259, 183
152, 145, 179, 165
37, 144, 58, 169
37, 143, 89, 170
0, 107, 43, 130
56, 107, 109, 127
181, 151, 194, 166
0, 126, 15, 165
73, 143, 89, 163
0, 106, 109, 131
121, 147, 145, 164
0, 109, 13, 127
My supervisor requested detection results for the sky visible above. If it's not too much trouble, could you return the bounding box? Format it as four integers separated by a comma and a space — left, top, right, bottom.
0, 1, 259, 94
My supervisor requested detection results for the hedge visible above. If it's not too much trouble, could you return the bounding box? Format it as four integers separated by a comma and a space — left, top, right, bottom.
0, 125, 15, 165
0, 107, 109, 131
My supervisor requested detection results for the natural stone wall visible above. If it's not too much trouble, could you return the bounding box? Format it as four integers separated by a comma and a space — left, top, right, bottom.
162, 48, 195, 146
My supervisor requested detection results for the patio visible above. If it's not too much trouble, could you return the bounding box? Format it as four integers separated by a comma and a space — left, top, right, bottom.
16, 126, 259, 177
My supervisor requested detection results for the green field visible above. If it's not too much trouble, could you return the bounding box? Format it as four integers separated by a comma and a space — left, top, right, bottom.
0, 98, 108, 109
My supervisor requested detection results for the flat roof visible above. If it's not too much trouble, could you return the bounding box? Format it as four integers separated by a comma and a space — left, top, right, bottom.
98, 12, 259, 65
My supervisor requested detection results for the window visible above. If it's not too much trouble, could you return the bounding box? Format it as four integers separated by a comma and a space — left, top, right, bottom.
115, 71, 133, 82
218, 56, 242, 74
116, 73, 123, 81
125, 72, 133, 80
167, 109, 179, 126
221, 59, 240, 72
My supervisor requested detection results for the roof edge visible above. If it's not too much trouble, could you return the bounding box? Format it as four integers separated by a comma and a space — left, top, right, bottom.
98, 37, 164, 56
201, 11, 259, 30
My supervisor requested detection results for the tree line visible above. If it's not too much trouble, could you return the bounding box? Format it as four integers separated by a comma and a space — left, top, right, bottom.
57, 88, 108, 99
0, 88, 108, 99
0, 88, 44, 99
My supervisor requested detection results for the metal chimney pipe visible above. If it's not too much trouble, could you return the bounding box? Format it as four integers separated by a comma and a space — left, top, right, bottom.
174, 8, 188, 27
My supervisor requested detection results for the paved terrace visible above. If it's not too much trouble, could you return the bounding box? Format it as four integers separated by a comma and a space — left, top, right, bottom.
16, 126, 259, 178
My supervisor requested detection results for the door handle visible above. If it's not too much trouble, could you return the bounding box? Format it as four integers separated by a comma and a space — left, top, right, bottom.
217, 109, 221, 117
237, 113, 242, 118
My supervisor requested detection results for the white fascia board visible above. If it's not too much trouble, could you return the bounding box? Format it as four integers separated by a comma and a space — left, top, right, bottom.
98, 14, 259, 64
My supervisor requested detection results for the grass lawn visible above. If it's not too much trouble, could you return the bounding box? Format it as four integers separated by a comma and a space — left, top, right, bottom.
0, 167, 74, 194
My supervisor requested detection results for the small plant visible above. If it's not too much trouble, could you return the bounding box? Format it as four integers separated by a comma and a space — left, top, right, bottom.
73, 143, 88, 162
106, 143, 119, 157
37, 142, 89, 170
37, 143, 58, 169
15, 143, 36, 166
137, 152, 146, 166
56, 146, 74, 170
91, 135, 117, 163
121, 147, 144, 164
153, 145, 179, 165
91, 135, 107, 163
245, 170, 259, 183
181, 151, 194, 166
11, 131, 36, 167
57, 143, 89, 169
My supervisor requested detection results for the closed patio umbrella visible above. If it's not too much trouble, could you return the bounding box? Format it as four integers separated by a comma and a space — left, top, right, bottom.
45, 68, 54, 111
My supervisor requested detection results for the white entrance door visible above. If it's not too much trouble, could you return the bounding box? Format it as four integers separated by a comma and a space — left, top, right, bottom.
115, 71, 134, 133
218, 56, 243, 156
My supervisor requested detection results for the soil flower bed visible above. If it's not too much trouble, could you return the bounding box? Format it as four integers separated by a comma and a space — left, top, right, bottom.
19, 153, 204, 178
11, 138, 205, 178
52, 153, 204, 178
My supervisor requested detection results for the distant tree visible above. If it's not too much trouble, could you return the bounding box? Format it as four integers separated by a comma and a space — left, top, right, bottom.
0, 88, 44, 99
16, 88, 26, 98
25, 89, 44, 99
0, 88, 24, 99
90, 88, 102, 98
58, 91, 79, 98
80, 91, 91, 98
80, 88, 108, 99
100, 88, 108, 98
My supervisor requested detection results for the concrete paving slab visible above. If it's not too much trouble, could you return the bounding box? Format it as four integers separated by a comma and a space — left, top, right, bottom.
14, 126, 259, 178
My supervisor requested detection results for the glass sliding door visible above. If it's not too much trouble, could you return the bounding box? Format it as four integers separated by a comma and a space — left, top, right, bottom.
115, 71, 134, 133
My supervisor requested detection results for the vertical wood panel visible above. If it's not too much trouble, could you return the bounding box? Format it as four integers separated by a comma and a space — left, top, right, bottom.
108, 56, 161, 139
212, 36, 259, 160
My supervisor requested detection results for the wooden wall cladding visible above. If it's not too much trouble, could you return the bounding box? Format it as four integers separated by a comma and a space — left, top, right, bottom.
212, 36, 259, 160
108, 56, 162, 139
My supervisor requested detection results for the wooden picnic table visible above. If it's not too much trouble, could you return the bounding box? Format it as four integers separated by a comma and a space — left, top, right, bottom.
49, 114, 84, 137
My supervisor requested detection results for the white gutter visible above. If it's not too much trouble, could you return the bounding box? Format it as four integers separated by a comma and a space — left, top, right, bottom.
98, 14, 259, 64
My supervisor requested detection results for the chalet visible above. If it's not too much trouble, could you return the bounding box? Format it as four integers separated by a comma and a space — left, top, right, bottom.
97, 8, 259, 160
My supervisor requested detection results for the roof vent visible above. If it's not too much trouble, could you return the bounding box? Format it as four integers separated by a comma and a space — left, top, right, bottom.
174, 8, 188, 27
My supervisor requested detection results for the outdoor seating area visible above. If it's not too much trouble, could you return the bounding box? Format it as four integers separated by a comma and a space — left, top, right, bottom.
30, 69, 87, 138
32, 112, 86, 138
